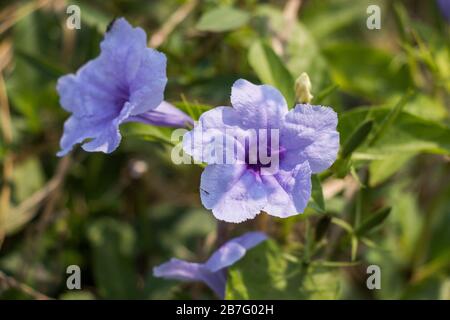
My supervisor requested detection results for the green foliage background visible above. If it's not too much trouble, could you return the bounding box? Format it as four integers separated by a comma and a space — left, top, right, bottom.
0, 0, 449, 300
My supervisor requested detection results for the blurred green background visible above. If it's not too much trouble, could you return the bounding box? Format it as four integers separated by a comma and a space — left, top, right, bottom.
0, 0, 449, 300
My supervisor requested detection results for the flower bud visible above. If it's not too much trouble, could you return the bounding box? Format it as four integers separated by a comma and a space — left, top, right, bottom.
295, 72, 313, 104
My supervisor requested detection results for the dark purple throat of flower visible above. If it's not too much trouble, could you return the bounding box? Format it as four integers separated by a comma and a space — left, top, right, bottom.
190, 127, 282, 175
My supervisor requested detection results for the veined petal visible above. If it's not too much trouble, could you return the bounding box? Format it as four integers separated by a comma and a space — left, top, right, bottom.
230, 231, 267, 250
199, 270, 227, 299
200, 164, 267, 223
282, 104, 339, 173
204, 242, 246, 272
153, 258, 226, 298
231, 79, 288, 129
291, 161, 313, 212
204, 232, 267, 272
56, 58, 125, 118
57, 115, 117, 156
100, 18, 147, 81
57, 102, 133, 156
127, 101, 193, 128
183, 107, 246, 164
153, 258, 203, 282
128, 48, 167, 115
261, 161, 312, 217
101, 18, 167, 115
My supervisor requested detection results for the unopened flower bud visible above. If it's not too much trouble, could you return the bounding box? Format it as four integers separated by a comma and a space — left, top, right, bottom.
295, 72, 313, 104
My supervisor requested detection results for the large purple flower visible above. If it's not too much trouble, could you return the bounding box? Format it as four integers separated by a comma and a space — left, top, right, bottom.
183, 79, 339, 223
56, 18, 192, 156
153, 231, 267, 299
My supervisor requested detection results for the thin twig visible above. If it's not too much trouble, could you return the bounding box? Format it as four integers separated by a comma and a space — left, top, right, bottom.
0, 72, 13, 248
272, 0, 302, 56
0, 41, 12, 72
5, 156, 71, 234
149, 0, 199, 48
0, 270, 52, 300
322, 175, 358, 200
0, 0, 52, 34
215, 221, 230, 248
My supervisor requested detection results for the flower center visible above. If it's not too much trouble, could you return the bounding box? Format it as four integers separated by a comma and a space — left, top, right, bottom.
243, 133, 284, 174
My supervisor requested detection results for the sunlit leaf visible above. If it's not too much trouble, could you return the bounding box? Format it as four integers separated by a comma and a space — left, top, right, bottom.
248, 41, 295, 107
196, 7, 250, 32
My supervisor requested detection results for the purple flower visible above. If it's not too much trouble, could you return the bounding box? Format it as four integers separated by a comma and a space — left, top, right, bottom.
437, 0, 450, 22
153, 231, 267, 298
56, 18, 192, 157
183, 79, 339, 223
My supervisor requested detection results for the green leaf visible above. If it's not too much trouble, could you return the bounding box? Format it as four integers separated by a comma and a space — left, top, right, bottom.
338, 107, 450, 158
311, 174, 325, 213
341, 120, 374, 158
15, 49, 66, 79
174, 99, 212, 121
331, 157, 352, 178
367, 92, 413, 147
401, 94, 448, 122
322, 43, 413, 99
302, 0, 375, 38
4, 158, 45, 235
248, 41, 295, 106
196, 7, 250, 32
355, 207, 391, 236
226, 241, 341, 299
87, 218, 139, 299
314, 84, 339, 104
388, 184, 422, 260
11, 157, 45, 204
121, 122, 174, 146
369, 152, 415, 186
351, 236, 358, 261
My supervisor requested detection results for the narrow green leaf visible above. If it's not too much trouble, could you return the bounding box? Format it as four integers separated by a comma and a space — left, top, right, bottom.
314, 84, 339, 104
368, 92, 414, 146
226, 241, 341, 299
196, 7, 250, 32
351, 236, 358, 262
354, 190, 363, 228
311, 174, 325, 213
248, 41, 295, 107
331, 157, 352, 179
338, 106, 450, 156
392, 2, 411, 43
369, 152, 415, 186
341, 120, 373, 158
331, 217, 354, 234
313, 260, 361, 268
355, 207, 392, 236
16, 49, 66, 79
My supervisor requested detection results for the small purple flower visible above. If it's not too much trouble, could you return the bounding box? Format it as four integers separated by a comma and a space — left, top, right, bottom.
153, 231, 267, 299
56, 18, 192, 156
437, 0, 450, 22
183, 79, 339, 223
